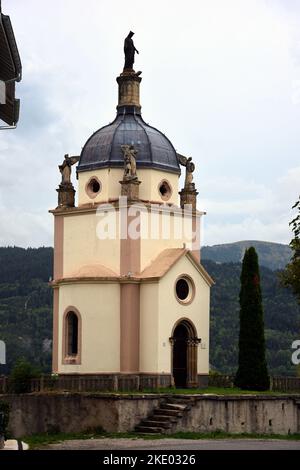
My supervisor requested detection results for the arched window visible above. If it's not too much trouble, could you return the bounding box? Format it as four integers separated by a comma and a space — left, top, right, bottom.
63, 307, 81, 364
67, 312, 78, 355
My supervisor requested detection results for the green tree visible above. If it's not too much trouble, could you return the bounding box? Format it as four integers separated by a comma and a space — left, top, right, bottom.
9, 358, 41, 393
281, 197, 300, 303
235, 247, 270, 390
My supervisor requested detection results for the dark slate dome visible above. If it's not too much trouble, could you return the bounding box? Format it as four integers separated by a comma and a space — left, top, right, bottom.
78, 108, 181, 175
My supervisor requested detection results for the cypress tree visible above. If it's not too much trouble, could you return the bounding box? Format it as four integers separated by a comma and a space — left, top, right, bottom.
235, 247, 270, 390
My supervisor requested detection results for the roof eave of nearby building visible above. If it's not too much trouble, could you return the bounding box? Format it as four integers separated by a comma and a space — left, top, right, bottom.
0, 11, 22, 82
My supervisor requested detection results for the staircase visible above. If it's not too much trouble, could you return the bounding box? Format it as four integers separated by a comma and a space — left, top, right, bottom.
135, 396, 196, 434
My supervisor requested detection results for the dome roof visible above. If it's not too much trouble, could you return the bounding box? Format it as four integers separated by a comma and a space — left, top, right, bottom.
78, 108, 181, 175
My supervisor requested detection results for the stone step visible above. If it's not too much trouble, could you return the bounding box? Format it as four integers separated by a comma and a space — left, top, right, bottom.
155, 408, 183, 417
161, 403, 188, 411
135, 425, 164, 434
141, 419, 172, 429
167, 397, 196, 403
135, 397, 193, 435
166, 401, 193, 409
150, 414, 178, 423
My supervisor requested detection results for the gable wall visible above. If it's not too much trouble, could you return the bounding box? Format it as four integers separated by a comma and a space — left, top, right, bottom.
157, 255, 210, 374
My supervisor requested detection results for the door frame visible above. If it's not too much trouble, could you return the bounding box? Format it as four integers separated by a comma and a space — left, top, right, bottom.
169, 318, 201, 388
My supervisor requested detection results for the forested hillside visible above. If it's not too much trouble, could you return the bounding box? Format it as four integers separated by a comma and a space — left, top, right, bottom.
0, 247, 53, 374
202, 259, 300, 376
0, 246, 299, 376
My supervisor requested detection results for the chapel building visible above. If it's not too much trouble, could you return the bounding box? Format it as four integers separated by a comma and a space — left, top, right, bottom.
51, 36, 213, 388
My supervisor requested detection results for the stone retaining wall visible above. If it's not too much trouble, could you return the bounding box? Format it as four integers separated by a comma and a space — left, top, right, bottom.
0, 393, 299, 438
176, 395, 300, 435
0, 393, 160, 438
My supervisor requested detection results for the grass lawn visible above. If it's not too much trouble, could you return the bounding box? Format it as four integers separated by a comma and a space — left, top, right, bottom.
28, 386, 300, 396
23, 430, 300, 449
115, 386, 299, 396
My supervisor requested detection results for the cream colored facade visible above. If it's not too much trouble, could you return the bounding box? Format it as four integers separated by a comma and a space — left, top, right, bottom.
63, 211, 120, 276
59, 198, 200, 278
52, 172, 212, 383
58, 282, 120, 374
78, 168, 179, 206
140, 209, 201, 271
52, 190, 212, 383
139, 254, 210, 375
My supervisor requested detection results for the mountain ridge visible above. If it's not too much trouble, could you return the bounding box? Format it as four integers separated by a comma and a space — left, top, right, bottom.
201, 240, 292, 271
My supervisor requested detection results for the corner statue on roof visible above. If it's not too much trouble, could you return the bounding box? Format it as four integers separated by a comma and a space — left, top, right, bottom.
177, 153, 195, 189
59, 154, 79, 185
124, 31, 139, 70
121, 144, 138, 180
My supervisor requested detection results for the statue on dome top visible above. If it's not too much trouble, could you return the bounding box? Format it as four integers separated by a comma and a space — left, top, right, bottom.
124, 31, 139, 70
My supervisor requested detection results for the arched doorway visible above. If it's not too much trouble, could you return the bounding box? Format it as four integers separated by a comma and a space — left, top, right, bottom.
170, 319, 200, 388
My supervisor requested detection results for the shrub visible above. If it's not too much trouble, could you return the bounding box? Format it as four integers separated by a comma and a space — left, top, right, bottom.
0, 402, 9, 439
9, 359, 41, 393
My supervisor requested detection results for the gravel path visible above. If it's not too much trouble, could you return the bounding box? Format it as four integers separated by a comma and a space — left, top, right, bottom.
42, 437, 300, 450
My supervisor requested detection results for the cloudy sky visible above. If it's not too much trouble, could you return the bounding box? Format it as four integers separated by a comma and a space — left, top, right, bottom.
1, 0, 300, 247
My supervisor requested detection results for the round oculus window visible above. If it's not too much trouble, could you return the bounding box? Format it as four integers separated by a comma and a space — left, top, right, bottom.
158, 180, 172, 201
86, 177, 101, 198
175, 276, 195, 304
